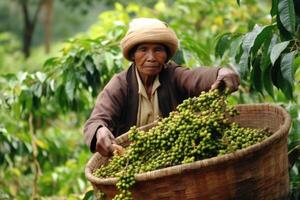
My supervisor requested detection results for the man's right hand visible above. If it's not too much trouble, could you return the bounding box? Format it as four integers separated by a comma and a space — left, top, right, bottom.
95, 126, 116, 157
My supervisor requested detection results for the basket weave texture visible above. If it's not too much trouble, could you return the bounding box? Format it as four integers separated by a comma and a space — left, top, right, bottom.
85, 104, 291, 200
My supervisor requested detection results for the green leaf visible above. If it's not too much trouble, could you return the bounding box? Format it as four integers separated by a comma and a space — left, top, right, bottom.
280, 51, 296, 98
260, 34, 277, 72
252, 57, 263, 93
270, 41, 290, 65
271, 58, 293, 99
65, 78, 75, 101
237, 0, 240, 6
259, 34, 275, 96
295, 55, 300, 66
267, 35, 279, 54
278, 0, 296, 33
215, 33, 231, 58
32, 95, 40, 109
19, 90, 33, 112
0, 126, 7, 134
50, 79, 55, 92
239, 25, 264, 77
36, 139, 48, 150
281, 51, 296, 85
181, 33, 211, 65
271, 59, 283, 89
43, 57, 60, 69
228, 35, 244, 57
193, 42, 212, 65
239, 51, 250, 77
32, 83, 43, 98
263, 65, 274, 97
105, 52, 114, 70
85, 56, 95, 74
276, 14, 293, 40
17, 72, 28, 83
251, 25, 274, 56
235, 44, 243, 63
36, 72, 46, 83
215, 33, 243, 57
55, 85, 68, 111
271, 0, 279, 16
82, 190, 97, 200
294, 54, 300, 71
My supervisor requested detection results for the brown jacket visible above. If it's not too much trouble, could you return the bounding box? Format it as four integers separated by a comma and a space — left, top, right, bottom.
83, 62, 220, 152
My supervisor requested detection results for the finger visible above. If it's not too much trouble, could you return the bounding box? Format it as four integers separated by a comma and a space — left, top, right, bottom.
221, 77, 231, 89
103, 137, 114, 154
112, 144, 125, 156
212, 79, 226, 91
96, 133, 113, 157
231, 75, 240, 91
96, 139, 111, 156
223, 77, 235, 92
233, 77, 239, 91
211, 80, 221, 90
96, 143, 110, 157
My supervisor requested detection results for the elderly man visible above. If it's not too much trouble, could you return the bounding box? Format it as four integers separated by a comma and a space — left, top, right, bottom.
84, 18, 240, 157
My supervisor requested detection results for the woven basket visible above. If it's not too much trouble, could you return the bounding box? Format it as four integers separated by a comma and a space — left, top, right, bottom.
85, 104, 291, 200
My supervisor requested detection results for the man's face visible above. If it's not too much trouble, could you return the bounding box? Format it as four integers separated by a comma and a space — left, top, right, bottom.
132, 43, 167, 77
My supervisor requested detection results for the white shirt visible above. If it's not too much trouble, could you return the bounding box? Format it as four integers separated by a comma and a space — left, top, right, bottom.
135, 68, 161, 127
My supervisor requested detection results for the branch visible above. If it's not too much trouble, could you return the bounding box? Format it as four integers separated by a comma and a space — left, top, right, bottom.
32, 0, 46, 28
20, 0, 46, 27
29, 112, 41, 200
20, 0, 30, 26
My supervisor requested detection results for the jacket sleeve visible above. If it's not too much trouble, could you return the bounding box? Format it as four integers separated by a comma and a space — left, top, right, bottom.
83, 73, 127, 152
171, 63, 220, 97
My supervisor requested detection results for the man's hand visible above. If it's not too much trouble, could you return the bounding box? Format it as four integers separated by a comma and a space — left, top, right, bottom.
211, 67, 240, 92
95, 127, 125, 157
95, 126, 116, 157
112, 143, 126, 156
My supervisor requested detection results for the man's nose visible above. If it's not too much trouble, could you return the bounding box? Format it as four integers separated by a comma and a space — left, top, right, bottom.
146, 51, 155, 61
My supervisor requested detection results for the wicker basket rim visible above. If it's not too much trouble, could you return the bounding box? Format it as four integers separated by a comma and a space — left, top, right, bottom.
85, 103, 291, 185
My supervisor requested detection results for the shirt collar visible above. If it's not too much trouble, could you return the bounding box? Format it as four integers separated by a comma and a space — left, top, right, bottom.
135, 67, 160, 98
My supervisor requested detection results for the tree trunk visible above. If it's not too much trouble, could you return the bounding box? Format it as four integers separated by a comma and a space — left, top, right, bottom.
20, 0, 45, 58
23, 23, 34, 58
21, 2, 32, 58
43, 0, 53, 54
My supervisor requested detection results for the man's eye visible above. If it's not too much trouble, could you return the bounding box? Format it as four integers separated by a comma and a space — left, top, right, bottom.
155, 47, 164, 52
137, 47, 147, 52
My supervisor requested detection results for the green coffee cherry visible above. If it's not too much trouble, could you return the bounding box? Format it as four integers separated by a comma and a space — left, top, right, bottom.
93, 89, 270, 199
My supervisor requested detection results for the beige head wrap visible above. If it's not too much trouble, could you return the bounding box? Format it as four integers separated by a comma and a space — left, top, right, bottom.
120, 18, 179, 61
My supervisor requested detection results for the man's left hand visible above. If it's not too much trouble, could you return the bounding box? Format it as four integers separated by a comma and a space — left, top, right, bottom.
211, 68, 240, 92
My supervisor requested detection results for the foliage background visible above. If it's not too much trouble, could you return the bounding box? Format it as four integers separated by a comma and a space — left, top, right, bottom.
0, 0, 299, 199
